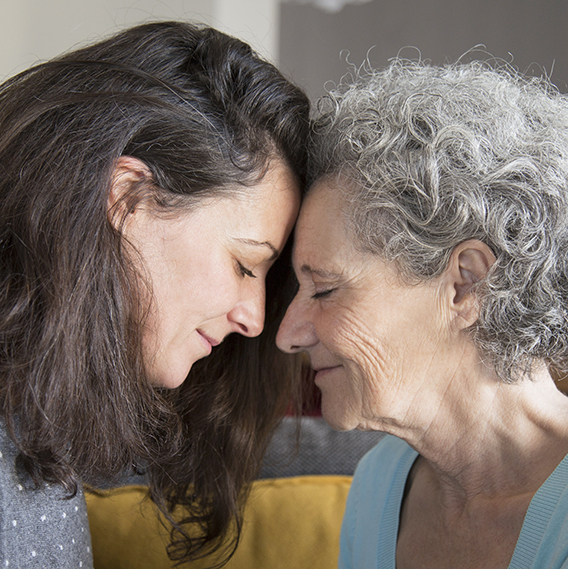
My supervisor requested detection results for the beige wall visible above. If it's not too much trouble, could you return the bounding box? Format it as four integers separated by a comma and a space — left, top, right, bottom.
3, 0, 568, 98
280, 0, 568, 99
0, 0, 279, 80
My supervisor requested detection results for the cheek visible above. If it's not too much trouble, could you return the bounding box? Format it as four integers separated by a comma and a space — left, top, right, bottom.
329, 311, 413, 413
324, 309, 397, 379
171, 259, 240, 319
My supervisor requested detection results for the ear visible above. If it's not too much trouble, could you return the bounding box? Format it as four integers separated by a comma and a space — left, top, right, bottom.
107, 156, 153, 229
444, 239, 496, 329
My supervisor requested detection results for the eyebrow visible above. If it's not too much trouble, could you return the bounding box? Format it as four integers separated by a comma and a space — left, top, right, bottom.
300, 264, 342, 279
235, 238, 279, 260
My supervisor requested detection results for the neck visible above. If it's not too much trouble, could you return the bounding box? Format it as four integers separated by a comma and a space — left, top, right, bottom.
385, 355, 568, 502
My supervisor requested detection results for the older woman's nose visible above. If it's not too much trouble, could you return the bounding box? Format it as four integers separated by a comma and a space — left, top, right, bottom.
276, 298, 318, 353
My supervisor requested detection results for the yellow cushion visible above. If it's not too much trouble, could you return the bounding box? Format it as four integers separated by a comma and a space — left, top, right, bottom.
86, 475, 351, 569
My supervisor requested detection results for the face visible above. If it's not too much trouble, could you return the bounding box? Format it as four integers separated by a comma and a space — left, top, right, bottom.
277, 180, 457, 432
124, 159, 300, 388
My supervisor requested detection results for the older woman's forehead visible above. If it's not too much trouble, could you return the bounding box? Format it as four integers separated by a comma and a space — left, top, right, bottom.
297, 183, 344, 236
292, 182, 357, 266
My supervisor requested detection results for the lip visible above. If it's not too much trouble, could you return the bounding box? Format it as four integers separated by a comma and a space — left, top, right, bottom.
313, 364, 342, 373
313, 365, 342, 383
197, 330, 220, 354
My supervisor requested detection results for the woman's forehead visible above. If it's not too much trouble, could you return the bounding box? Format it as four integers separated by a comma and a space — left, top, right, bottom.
293, 183, 358, 267
298, 182, 344, 235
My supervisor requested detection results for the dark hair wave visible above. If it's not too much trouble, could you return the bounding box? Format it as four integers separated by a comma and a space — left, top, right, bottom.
0, 20, 309, 566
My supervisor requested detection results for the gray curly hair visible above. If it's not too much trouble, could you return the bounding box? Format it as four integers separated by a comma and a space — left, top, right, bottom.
310, 59, 568, 382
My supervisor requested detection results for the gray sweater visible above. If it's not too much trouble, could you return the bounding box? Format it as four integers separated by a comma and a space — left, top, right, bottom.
0, 424, 93, 568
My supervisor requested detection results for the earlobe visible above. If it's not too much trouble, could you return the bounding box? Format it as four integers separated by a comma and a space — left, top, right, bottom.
446, 240, 496, 329
107, 156, 153, 229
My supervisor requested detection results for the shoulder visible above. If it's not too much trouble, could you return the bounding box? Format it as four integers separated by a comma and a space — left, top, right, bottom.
346, 434, 418, 516
340, 435, 418, 569
345, 434, 416, 521
353, 434, 418, 486
0, 421, 93, 568
511, 454, 568, 569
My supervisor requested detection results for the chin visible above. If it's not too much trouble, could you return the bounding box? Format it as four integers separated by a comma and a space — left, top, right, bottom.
320, 398, 357, 432
149, 361, 195, 389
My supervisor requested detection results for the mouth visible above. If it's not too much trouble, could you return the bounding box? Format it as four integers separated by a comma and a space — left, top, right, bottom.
197, 330, 220, 353
312, 365, 342, 383
313, 364, 341, 373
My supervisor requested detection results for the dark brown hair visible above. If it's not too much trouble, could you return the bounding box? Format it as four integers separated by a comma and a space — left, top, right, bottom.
0, 21, 309, 566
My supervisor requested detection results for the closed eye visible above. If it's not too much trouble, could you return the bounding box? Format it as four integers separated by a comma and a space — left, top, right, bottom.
312, 288, 334, 300
238, 262, 256, 278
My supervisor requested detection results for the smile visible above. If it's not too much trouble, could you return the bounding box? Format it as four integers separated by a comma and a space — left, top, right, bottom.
197, 330, 220, 354
313, 365, 342, 383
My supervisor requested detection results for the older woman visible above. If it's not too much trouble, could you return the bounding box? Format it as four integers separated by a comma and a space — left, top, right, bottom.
277, 60, 568, 569
0, 21, 308, 567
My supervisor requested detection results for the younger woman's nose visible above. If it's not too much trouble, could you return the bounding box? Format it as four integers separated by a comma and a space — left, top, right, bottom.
228, 289, 265, 338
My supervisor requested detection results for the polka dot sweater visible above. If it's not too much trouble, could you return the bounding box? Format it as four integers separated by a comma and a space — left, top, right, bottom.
0, 424, 93, 568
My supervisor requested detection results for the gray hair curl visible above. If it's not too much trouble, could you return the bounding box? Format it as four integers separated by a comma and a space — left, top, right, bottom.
310, 59, 568, 382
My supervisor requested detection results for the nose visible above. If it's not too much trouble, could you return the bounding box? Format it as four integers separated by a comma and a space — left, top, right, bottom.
276, 296, 318, 353
227, 285, 265, 338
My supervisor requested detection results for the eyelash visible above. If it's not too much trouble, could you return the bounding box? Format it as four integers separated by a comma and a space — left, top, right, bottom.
312, 288, 334, 300
238, 262, 256, 279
